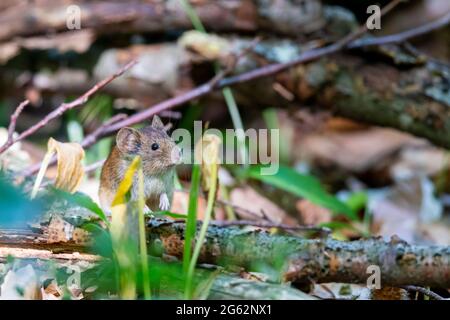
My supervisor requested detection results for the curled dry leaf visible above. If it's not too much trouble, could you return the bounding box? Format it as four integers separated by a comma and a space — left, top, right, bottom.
50, 138, 85, 192
31, 137, 85, 198
194, 133, 222, 192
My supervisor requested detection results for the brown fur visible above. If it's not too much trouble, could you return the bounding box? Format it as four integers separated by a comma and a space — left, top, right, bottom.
99, 116, 180, 212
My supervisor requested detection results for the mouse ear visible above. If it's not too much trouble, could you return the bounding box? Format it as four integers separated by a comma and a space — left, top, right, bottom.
151, 115, 164, 129
116, 127, 141, 154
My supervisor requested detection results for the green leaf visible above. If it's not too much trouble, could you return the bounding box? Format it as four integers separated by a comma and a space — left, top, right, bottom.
245, 165, 357, 220
153, 211, 187, 220
55, 189, 108, 224
183, 164, 201, 298
345, 191, 368, 213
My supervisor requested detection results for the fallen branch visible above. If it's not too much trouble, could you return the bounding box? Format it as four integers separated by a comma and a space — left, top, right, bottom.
0, 0, 325, 42
147, 218, 450, 288
0, 245, 314, 300
211, 218, 330, 235
401, 285, 445, 301
348, 12, 450, 48
1, 217, 449, 288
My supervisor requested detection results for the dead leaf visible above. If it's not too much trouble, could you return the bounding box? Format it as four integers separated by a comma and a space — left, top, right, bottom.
41, 280, 62, 300
369, 177, 443, 244
230, 186, 295, 225
300, 127, 425, 173
370, 287, 409, 300
31, 137, 85, 198
171, 190, 207, 220
49, 138, 85, 192
195, 133, 222, 192
296, 199, 332, 225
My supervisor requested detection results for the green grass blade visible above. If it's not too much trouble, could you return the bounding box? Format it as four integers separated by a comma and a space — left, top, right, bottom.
246, 165, 357, 220
185, 164, 216, 299
138, 166, 151, 299
183, 164, 201, 276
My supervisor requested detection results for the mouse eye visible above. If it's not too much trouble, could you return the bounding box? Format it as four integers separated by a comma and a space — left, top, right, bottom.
151, 143, 159, 151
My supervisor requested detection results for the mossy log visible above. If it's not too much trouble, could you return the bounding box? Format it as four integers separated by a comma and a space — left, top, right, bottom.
0, 245, 314, 300
1, 217, 449, 288
147, 218, 450, 288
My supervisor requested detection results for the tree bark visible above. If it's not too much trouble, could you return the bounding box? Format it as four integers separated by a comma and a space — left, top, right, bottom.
147, 218, 450, 288
0, 245, 315, 300
1, 217, 449, 288
0, 0, 324, 42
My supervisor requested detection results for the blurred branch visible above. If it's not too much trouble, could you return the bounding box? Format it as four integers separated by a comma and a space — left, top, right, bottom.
84, 0, 413, 136
4, 99, 29, 147
401, 285, 445, 300
1, 217, 449, 288
19, 1, 450, 176
0, 245, 314, 300
212, 219, 331, 235
0, 0, 325, 41
348, 12, 450, 49
0, 60, 137, 155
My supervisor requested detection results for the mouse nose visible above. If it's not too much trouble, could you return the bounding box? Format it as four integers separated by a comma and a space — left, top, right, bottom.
171, 146, 182, 165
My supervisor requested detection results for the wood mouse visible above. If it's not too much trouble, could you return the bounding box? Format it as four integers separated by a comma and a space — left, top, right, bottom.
99, 116, 181, 213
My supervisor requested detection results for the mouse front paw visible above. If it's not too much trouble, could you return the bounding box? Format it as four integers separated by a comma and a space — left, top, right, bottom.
159, 193, 171, 211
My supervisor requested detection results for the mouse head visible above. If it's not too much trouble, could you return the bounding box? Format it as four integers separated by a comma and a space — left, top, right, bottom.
116, 116, 181, 173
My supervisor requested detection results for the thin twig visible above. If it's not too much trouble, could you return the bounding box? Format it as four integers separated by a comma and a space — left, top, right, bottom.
4, 100, 29, 147
26, 158, 106, 192
21, 113, 128, 177
212, 219, 331, 234
175, 191, 330, 235
216, 198, 266, 220
0, 60, 137, 155
334, 0, 404, 49
401, 285, 445, 300
348, 12, 450, 49
209, 36, 262, 88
